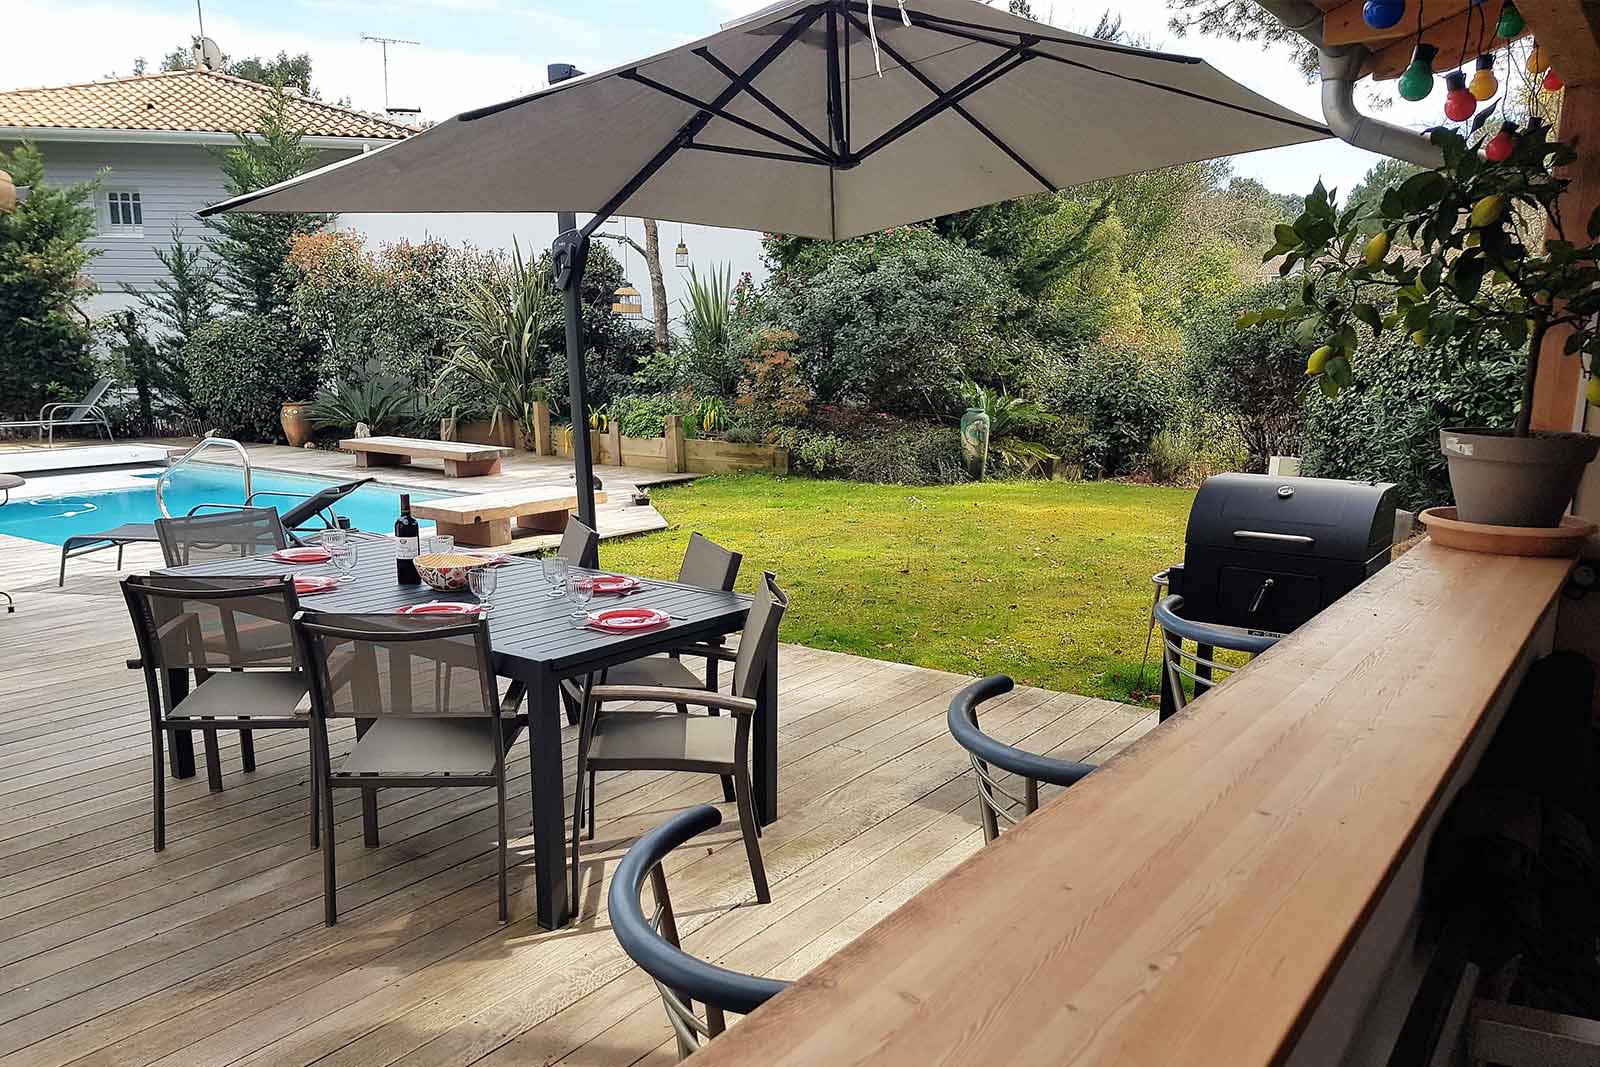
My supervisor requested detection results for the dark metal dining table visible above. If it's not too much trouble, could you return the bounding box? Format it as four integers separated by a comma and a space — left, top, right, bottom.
159, 536, 768, 929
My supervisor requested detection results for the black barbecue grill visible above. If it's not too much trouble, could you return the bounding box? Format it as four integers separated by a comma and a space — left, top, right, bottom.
1156, 473, 1399, 719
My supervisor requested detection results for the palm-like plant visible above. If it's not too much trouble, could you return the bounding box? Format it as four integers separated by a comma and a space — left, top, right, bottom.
681, 263, 740, 397
307, 372, 420, 435
444, 240, 550, 447
963, 382, 1059, 475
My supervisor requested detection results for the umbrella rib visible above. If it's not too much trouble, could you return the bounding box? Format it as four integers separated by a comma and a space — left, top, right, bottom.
694, 49, 833, 158
620, 70, 833, 163
848, 45, 1033, 165
577, 3, 829, 240
843, 10, 1054, 192
684, 142, 832, 166
837, 2, 1202, 65
900, 15, 1330, 137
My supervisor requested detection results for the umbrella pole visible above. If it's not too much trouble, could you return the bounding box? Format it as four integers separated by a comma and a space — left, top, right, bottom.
552, 222, 598, 535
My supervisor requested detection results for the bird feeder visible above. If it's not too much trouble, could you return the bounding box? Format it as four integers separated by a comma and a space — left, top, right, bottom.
612, 285, 643, 319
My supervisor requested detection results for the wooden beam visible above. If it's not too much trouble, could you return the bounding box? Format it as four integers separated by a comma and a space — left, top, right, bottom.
1518, 0, 1600, 86
1324, 0, 1476, 47
1368, 11, 1524, 80
1532, 79, 1600, 431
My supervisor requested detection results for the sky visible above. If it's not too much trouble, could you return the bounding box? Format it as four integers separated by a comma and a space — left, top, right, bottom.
3, 0, 1458, 323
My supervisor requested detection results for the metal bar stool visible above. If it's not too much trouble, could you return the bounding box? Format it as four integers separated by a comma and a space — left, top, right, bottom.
1154, 595, 1280, 720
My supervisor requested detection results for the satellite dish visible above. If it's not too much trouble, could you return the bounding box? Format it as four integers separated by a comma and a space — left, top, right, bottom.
193, 36, 225, 71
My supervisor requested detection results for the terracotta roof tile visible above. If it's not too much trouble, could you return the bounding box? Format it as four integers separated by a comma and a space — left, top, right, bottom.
0, 69, 414, 140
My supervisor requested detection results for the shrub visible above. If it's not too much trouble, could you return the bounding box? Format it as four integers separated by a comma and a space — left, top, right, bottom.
735, 327, 811, 433
1184, 281, 1307, 471
611, 393, 680, 438
0, 143, 100, 421
1028, 340, 1172, 477
184, 313, 319, 442
1145, 428, 1200, 485
775, 419, 967, 485
307, 371, 420, 435
1302, 330, 1521, 511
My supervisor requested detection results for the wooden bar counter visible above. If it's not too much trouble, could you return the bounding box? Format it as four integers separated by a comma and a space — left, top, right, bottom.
687, 542, 1577, 1066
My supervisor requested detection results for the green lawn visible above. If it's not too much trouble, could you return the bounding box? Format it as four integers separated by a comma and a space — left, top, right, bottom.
600, 475, 1195, 702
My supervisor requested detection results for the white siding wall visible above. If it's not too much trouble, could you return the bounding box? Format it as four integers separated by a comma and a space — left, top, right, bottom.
2, 140, 357, 299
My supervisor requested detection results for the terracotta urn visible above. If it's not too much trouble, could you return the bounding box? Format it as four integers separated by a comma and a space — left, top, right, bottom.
280, 402, 313, 448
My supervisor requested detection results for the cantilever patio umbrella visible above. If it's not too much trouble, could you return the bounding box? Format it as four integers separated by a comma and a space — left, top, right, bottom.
203, 0, 1328, 525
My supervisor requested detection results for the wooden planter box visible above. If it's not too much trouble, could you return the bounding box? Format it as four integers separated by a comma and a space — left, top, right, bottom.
558, 416, 788, 475
441, 402, 553, 454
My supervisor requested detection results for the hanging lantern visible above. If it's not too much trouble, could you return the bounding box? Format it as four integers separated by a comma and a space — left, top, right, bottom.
1469, 54, 1499, 100
1527, 42, 1550, 74
0, 170, 14, 215
1544, 67, 1564, 91
1363, 0, 1405, 30
1443, 71, 1477, 121
612, 285, 643, 319
1399, 44, 1439, 101
1495, 0, 1525, 38
1485, 120, 1520, 161
674, 240, 689, 268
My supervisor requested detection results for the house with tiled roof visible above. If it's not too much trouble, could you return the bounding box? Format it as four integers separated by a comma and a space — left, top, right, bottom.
0, 67, 415, 311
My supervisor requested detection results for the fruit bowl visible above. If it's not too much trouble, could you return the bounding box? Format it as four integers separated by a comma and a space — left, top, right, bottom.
414, 553, 488, 592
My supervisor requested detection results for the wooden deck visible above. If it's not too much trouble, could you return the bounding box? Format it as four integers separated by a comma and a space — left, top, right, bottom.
0, 538, 1153, 1067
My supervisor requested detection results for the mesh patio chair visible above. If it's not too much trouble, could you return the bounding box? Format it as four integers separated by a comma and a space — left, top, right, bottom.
0, 377, 114, 443
558, 517, 599, 568
293, 612, 525, 925
155, 507, 289, 567
947, 675, 1094, 844
121, 574, 313, 850
573, 572, 788, 908
610, 805, 789, 1060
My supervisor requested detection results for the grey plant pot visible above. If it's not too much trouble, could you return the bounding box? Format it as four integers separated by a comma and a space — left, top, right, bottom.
1439, 428, 1600, 527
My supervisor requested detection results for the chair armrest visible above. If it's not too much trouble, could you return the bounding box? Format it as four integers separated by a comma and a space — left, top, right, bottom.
39, 402, 78, 419
668, 641, 738, 662
589, 685, 756, 716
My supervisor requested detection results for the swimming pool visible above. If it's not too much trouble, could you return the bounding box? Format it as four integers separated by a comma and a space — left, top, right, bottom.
0, 464, 445, 546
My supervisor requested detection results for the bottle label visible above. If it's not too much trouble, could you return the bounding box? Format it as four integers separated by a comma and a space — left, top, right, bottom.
397, 536, 419, 560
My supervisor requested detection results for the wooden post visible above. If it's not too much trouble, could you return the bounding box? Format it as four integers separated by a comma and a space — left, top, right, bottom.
1532, 81, 1600, 432
532, 401, 553, 456
665, 415, 687, 473
606, 421, 623, 468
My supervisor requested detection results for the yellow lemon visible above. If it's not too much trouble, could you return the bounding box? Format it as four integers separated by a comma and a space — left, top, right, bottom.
1470, 194, 1507, 228
1412, 329, 1429, 347
1588, 377, 1600, 406
1363, 231, 1390, 266
1465, 231, 1481, 247
1306, 345, 1332, 375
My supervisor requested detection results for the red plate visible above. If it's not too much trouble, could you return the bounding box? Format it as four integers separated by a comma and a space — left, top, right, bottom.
587, 607, 669, 632
397, 602, 485, 616
584, 575, 641, 595
293, 575, 338, 596
273, 546, 331, 564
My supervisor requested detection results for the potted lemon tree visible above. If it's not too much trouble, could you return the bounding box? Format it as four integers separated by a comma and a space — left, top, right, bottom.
1246, 124, 1600, 529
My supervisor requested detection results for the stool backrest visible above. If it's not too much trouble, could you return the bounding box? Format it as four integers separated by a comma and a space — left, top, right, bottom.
156, 508, 288, 567
293, 612, 499, 721
731, 572, 787, 699
122, 574, 300, 673
677, 532, 741, 591
558, 518, 599, 569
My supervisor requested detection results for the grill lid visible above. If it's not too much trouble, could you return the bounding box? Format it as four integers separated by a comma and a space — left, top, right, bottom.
1185, 474, 1398, 562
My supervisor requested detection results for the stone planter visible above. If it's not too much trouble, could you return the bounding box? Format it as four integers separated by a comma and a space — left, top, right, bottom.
280, 402, 313, 448
1439, 428, 1600, 526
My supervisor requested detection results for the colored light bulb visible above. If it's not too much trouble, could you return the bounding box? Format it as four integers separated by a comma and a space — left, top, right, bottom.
1444, 71, 1477, 121
1398, 44, 1438, 101
1363, 0, 1405, 30
1485, 121, 1519, 162
1527, 43, 1550, 74
1496, 0, 1525, 38
1469, 54, 1499, 100
1544, 67, 1564, 91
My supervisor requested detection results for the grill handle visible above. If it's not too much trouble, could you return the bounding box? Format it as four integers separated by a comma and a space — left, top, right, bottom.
1233, 530, 1315, 545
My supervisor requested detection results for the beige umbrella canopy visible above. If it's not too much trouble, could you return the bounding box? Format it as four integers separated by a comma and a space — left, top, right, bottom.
205, 0, 1328, 520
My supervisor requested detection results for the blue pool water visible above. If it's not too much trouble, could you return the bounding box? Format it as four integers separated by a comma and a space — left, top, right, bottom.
0, 464, 444, 546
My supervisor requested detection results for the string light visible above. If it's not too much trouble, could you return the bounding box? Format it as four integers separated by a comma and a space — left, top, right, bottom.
1495, 0, 1525, 37
1400, 43, 1439, 100
1526, 42, 1550, 74
1444, 71, 1477, 121
1469, 53, 1499, 99
1485, 120, 1519, 161
1363, 0, 1406, 30
1543, 67, 1564, 91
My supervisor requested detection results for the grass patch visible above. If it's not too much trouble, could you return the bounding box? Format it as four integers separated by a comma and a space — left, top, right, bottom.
601, 474, 1194, 702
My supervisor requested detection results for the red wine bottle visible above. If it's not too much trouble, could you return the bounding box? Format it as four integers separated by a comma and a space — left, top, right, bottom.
395, 494, 420, 584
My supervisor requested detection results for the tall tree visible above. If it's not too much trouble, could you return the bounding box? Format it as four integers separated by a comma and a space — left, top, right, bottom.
159, 44, 318, 97
204, 89, 334, 314
1166, 0, 1318, 78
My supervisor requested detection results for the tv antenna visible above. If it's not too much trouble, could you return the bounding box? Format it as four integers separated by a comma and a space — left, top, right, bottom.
361, 34, 420, 112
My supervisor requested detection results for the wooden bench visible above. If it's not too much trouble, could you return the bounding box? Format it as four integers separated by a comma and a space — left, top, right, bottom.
411, 486, 608, 547
341, 436, 512, 478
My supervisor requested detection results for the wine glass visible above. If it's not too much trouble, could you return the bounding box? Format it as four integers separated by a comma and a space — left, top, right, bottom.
541, 555, 568, 599
429, 534, 455, 555
468, 565, 497, 614
328, 540, 358, 582
320, 526, 349, 551
566, 569, 594, 622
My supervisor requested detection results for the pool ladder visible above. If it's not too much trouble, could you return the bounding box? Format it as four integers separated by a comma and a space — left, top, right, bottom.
156, 437, 253, 519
